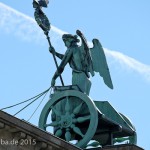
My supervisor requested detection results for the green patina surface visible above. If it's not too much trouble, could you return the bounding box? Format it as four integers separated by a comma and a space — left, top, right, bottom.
32, 1, 137, 148
94, 101, 132, 130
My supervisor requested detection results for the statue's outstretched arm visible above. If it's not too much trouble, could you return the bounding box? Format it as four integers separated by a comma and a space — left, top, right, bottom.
51, 49, 73, 86
54, 52, 64, 60
49, 47, 64, 60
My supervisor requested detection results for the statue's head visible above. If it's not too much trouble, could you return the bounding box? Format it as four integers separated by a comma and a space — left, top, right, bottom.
62, 34, 80, 47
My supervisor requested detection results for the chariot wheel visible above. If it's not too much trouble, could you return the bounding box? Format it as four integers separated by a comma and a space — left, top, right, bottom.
39, 89, 98, 148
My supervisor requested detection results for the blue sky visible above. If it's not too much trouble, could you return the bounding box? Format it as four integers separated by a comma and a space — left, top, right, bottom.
0, 1, 150, 149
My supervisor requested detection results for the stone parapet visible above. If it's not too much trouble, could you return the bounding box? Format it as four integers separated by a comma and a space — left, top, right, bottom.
0, 110, 81, 150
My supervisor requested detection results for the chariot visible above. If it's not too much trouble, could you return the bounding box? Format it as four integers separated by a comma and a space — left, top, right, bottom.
39, 85, 137, 148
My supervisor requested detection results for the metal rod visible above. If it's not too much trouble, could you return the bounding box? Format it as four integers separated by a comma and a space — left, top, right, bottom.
46, 35, 64, 86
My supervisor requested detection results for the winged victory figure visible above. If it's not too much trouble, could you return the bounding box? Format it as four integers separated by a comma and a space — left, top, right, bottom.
50, 30, 113, 96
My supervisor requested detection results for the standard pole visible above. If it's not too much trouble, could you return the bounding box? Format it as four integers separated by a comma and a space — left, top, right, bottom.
46, 34, 64, 86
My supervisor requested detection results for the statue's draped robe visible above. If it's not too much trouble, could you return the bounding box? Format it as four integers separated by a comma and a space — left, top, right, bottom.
56, 45, 91, 95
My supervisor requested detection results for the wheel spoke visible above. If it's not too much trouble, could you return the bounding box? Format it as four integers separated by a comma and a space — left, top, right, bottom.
76, 115, 90, 123
65, 129, 71, 141
71, 125, 84, 138
72, 118, 77, 124
51, 111, 56, 121
51, 106, 61, 116
55, 129, 62, 137
73, 102, 83, 115
65, 97, 70, 114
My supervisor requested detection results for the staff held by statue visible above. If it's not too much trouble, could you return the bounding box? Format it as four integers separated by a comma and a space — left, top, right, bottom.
32, 0, 64, 86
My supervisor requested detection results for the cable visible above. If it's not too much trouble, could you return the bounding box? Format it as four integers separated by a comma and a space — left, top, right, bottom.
13, 89, 50, 116
1, 88, 50, 111
27, 88, 50, 122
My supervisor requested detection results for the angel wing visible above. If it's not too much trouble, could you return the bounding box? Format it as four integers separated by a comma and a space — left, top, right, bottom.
76, 30, 95, 77
90, 39, 113, 89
